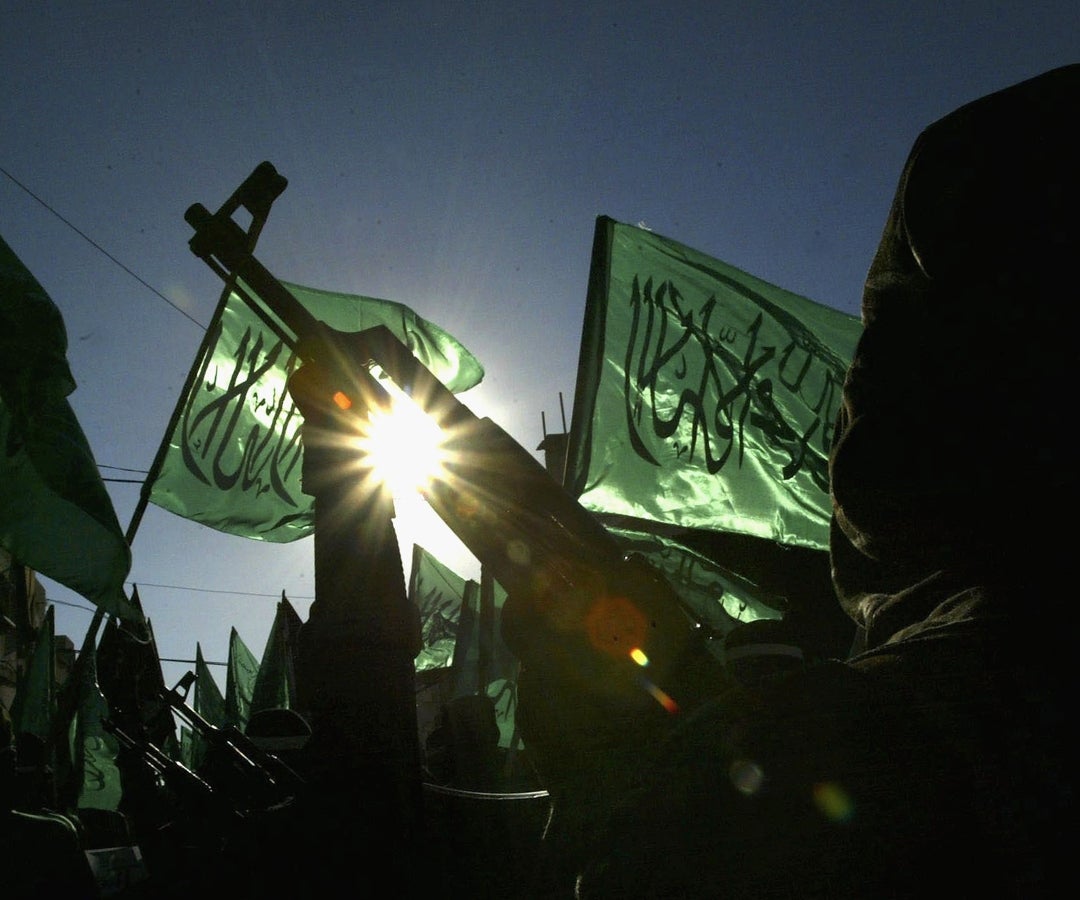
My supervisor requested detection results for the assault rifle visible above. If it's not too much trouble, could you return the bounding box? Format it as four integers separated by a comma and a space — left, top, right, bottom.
160, 672, 305, 811
184, 163, 730, 777
102, 716, 239, 825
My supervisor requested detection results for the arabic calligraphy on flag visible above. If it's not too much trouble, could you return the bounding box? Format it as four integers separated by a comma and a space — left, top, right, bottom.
566, 217, 863, 551
147, 281, 484, 542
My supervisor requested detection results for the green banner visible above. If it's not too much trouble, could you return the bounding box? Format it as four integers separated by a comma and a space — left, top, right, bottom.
71, 642, 124, 811
567, 217, 862, 551
190, 643, 225, 771
224, 627, 258, 732
148, 281, 484, 542
250, 595, 302, 715
0, 235, 137, 623
10, 604, 56, 741
409, 543, 471, 673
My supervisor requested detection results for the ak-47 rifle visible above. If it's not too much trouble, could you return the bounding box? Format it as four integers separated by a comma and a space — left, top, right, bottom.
160, 672, 304, 811
102, 716, 239, 825
184, 163, 730, 786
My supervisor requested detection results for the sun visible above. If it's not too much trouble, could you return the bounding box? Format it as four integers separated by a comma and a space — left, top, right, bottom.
355, 386, 449, 500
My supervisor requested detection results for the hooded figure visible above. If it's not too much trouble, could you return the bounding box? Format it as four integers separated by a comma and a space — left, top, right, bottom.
565, 64, 1078, 899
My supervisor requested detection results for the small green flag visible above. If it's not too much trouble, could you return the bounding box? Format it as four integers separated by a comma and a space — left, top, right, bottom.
409, 544, 469, 672
249, 594, 302, 717
69, 639, 124, 811
190, 643, 225, 771
0, 235, 138, 623
147, 281, 484, 542
95, 588, 177, 751
224, 627, 258, 732
177, 726, 195, 771
11, 604, 57, 742
567, 217, 862, 551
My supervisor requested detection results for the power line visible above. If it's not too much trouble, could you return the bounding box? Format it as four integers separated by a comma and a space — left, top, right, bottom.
0, 164, 207, 330
131, 582, 313, 601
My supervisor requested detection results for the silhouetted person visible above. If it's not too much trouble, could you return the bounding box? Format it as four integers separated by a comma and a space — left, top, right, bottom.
516, 64, 1078, 898
2, 703, 101, 897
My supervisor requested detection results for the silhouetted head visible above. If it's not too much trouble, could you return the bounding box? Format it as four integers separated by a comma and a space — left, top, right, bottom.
829, 64, 1080, 611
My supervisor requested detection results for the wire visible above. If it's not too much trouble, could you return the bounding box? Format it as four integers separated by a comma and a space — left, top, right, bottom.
0, 164, 206, 330
131, 582, 313, 601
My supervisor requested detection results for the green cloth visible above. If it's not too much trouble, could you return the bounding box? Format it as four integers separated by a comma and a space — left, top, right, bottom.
95, 589, 177, 751
566, 217, 862, 551
409, 543, 469, 672
224, 627, 258, 732
190, 643, 225, 770
10, 605, 56, 741
69, 641, 123, 811
148, 280, 484, 542
600, 524, 786, 643
249, 595, 302, 716
0, 235, 138, 623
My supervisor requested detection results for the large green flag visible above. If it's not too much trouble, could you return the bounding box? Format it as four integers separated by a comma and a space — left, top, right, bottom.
566, 217, 862, 551
249, 593, 302, 717
0, 235, 138, 623
146, 281, 484, 542
224, 627, 258, 732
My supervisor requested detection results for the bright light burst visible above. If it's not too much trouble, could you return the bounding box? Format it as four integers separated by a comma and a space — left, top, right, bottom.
354, 386, 448, 499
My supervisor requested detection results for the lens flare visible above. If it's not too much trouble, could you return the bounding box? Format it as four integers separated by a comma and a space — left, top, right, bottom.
355, 389, 447, 499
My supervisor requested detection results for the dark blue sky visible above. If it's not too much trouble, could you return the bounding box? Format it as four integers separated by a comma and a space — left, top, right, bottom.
2, 2, 1076, 686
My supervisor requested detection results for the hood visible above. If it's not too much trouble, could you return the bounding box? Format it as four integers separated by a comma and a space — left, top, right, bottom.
828, 64, 1080, 634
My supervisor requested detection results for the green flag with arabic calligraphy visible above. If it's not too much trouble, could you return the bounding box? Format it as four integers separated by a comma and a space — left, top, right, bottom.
409, 543, 470, 673
566, 217, 862, 551
147, 281, 484, 542
70, 639, 123, 811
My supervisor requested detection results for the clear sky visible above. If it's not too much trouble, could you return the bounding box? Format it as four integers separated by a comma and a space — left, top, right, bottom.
2, 2, 1076, 690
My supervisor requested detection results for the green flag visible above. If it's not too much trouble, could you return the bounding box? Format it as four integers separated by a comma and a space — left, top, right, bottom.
249, 593, 302, 717
95, 589, 177, 752
566, 217, 862, 551
191, 643, 225, 771
600, 524, 788, 646
177, 725, 195, 771
69, 638, 123, 811
10, 603, 56, 742
194, 643, 226, 727
224, 627, 258, 732
146, 281, 484, 542
0, 235, 138, 623
409, 544, 469, 673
